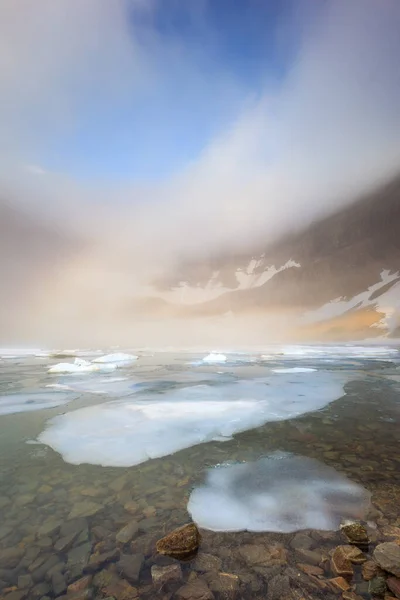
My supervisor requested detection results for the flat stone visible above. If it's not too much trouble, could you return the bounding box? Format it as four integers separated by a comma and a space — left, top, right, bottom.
93, 570, 138, 599
67, 574, 93, 594
31, 556, 60, 583
116, 521, 139, 544
208, 573, 240, 600
290, 533, 314, 550
294, 548, 323, 566
329, 577, 352, 592
68, 501, 102, 520
368, 576, 387, 596
67, 543, 92, 581
238, 544, 287, 567
52, 571, 67, 596
267, 574, 291, 600
0, 547, 24, 569
387, 577, 400, 599
151, 564, 182, 585
117, 553, 144, 584
37, 536, 52, 549
37, 519, 61, 537
4, 591, 29, 600
54, 531, 79, 553
297, 563, 324, 577
86, 548, 119, 572
342, 592, 364, 600
32, 581, 51, 597
60, 518, 88, 539
362, 560, 381, 581
175, 578, 215, 600
193, 553, 223, 572
17, 574, 33, 588
374, 542, 400, 577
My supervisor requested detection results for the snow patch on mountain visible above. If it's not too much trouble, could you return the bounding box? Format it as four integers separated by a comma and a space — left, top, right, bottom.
302, 270, 400, 334
162, 258, 301, 305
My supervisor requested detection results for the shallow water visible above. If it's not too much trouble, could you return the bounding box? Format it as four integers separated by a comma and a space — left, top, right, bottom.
1, 348, 400, 599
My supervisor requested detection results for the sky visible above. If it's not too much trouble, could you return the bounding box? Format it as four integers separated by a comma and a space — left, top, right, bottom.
1, 0, 400, 346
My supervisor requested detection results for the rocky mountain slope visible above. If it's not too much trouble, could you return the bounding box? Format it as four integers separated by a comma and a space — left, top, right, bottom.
148, 174, 400, 341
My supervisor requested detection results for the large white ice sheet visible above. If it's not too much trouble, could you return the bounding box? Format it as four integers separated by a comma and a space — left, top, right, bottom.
38, 371, 349, 467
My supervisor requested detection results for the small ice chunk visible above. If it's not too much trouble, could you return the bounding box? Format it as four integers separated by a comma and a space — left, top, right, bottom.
203, 353, 227, 363
272, 368, 317, 373
92, 353, 138, 365
188, 453, 371, 533
0, 391, 76, 415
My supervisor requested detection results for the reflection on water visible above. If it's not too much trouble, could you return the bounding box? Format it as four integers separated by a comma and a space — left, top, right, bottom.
0, 349, 400, 599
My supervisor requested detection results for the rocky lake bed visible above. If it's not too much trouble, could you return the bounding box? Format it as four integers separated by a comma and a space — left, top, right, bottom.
0, 349, 399, 600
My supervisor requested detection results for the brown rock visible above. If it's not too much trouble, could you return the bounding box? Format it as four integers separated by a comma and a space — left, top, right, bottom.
67, 575, 92, 594
330, 577, 352, 591
207, 572, 240, 600
151, 564, 182, 586
175, 578, 214, 600
156, 523, 200, 560
382, 526, 400, 540
294, 548, 323, 566
193, 553, 222, 572
387, 577, 400, 599
238, 543, 287, 567
331, 547, 354, 577
341, 523, 369, 546
116, 521, 139, 544
297, 563, 324, 577
93, 569, 138, 599
362, 560, 381, 581
342, 592, 364, 600
374, 543, 400, 577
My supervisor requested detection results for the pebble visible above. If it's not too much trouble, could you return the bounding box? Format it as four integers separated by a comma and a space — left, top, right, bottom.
68, 501, 102, 520
368, 576, 387, 596
175, 578, 215, 600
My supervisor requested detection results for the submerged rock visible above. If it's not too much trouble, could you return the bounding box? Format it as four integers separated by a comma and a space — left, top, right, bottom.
175, 578, 214, 599
374, 542, 400, 577
151, 563, 182, 585
156, 523, 200, 560
387, 577, 400, 599
116, 521, 139, 544
341, 522, 369, 546
117, 553, 144, 584
368, 576, 387, 596
331, 546, 354, 577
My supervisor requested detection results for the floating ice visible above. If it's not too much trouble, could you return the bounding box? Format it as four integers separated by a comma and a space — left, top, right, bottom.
272, 367, 317, 373
202, 353, 227, 363
39, 371, 349, 467
92, 353, 138, 366
188, 453, 371, 533
47, 377, 135, 396
48, 358, 117, 374
0, 391, 76, 416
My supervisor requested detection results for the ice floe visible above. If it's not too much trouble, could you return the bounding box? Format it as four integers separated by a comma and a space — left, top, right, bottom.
202, 353, 227, 363
92, 353, 138, 365
46, 377, 136, 396
272, 367, 317, 373
188, 453, 371, 533
0, 391, 77, 416
38, 371, 349, 467
48, 358, 117, 374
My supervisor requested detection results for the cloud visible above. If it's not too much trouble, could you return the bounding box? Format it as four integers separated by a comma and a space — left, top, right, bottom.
1, 0, 400, 345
